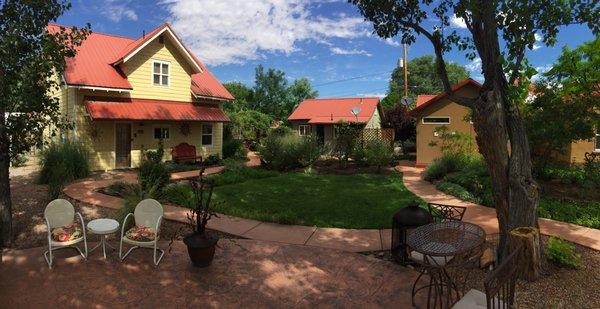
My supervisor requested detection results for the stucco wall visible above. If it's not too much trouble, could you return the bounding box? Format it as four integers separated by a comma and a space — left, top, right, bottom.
414, 85, 479, 166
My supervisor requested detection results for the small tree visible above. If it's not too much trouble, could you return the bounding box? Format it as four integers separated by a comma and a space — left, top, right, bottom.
524, 38, 600, 170
385, 103, 416, 151
332, 121, 363, 167
229, 109, 271, 148
0, 1, 90, 247
364, 139, 394, 172
428, 126, 475, 154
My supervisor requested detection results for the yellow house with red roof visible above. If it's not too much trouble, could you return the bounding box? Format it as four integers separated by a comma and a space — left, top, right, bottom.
47, 23, 233, 170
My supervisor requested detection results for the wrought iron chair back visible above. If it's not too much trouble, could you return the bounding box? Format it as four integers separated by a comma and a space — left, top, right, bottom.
427, 203, 467, 222
484, 245, 522, 308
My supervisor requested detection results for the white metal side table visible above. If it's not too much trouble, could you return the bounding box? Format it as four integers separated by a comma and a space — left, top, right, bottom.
88, 218, 120, 259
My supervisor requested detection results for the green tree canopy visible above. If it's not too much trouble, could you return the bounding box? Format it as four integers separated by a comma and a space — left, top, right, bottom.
0, 0, 90, 247
381, 55, 469, 109
223, 81, 252, 114
525, 37, 600, 169
251, 65, 318, 120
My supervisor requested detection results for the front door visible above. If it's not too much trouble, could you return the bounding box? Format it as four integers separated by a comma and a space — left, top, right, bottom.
316, 125, 325, 143
115, 123, 131, 168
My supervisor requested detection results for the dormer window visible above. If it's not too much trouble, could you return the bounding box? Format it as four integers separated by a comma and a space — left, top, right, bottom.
152, 60, 169, 86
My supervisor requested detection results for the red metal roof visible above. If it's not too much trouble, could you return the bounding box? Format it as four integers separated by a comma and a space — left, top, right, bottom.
84, 97, 230, 122
416, 95, 436, 107
46, 23, 233, 100
288, 97, 380, 124
409, 79, 483, 116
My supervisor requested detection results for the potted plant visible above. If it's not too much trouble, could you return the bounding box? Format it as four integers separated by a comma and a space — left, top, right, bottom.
178, 168, 220, 267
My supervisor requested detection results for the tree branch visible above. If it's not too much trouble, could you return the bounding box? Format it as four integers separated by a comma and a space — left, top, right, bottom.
410, 23, 477, 107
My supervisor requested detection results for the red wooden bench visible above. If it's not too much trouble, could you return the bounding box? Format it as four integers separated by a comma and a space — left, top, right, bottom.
172, 143, 202, 163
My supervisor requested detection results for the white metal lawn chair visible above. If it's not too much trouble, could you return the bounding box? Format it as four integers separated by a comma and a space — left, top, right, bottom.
44, 199, 88, 268
119, 199, 165, 266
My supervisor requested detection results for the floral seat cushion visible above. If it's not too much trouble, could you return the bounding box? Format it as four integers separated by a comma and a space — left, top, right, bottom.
125, 226, 156, 242
51, 223, 82, 242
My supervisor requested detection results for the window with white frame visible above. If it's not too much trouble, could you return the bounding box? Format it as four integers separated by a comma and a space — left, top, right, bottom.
595, 128, 600, 151
152, 60, 169, 86
298, 124, 310, 136
202, 124, 213, 146
422, 116, 451, 124
153, 127, 169, 140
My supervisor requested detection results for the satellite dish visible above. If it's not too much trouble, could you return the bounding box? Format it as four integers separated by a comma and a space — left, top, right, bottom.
401, 96, 412, 106
350, 107, 361, 116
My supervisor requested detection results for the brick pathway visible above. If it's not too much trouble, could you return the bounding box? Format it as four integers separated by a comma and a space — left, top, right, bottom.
397, 165, 600, 251
0, 239, 425, 308
62, 158, 599, 253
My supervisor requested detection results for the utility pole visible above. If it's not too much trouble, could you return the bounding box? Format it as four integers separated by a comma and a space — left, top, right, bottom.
403, 43, 408, 98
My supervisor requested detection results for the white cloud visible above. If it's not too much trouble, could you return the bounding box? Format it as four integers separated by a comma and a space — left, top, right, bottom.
450, 14, 467, 29
357, 92, 386, 98
102, 0, 138, 22
383, 37, 400, 47
162, 0, 370, 65
466, 57, 482, 73
531, 33, 542, 51
330, 47, 371, 56
532, 64, 552, 80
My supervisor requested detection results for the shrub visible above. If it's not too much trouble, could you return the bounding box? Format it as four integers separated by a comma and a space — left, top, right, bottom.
363, 139, 394, 172
11, 153, 27, 167
259, 134, 324, 171
436, 181, 482, 204
547, 237, 581, 269
537, 164, 586, 184
352, 143, 368, 166
423, 152, 475, 181
103, 181, 135, 197
269, 125, 293, 137
297, 135, 324, 167
163, 183, 195, 208
203, 154, 222, 166
331, 121, 362, 167
222, 138, 245, 159
144, 140, 165, 164
39, 140, 90, 199
138, 160, 171, 195
538, 197, 600, 228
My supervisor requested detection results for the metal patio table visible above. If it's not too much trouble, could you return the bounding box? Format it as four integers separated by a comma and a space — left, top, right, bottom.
407, 221, 486, 308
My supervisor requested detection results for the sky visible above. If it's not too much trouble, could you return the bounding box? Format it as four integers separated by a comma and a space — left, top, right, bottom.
57, 0, 596, 98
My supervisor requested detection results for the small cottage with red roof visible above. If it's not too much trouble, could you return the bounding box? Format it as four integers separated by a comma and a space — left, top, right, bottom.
288, 97, 383, 144
46, 23, 233, 170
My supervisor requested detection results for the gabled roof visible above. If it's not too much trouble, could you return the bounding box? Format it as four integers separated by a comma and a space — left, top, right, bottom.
85, 97, 230, 122
46, 23, 233, 100
288, 97, 380, 124
416, 95, 436, 107
410, 79, 482, 116
110, 23, 203, 74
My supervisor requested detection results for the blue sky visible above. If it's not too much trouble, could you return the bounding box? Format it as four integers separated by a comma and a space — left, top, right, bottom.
58, 0, 596, 98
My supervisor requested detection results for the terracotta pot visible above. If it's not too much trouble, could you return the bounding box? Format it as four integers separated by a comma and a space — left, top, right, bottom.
183, 231, 219, 267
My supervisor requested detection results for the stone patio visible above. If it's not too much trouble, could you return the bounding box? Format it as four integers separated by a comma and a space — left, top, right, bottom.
0, 239, 426, 308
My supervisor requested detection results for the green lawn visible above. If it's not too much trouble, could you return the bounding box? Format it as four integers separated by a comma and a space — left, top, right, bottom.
210, 172, 424, 229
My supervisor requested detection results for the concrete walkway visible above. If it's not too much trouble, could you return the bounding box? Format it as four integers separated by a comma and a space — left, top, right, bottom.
0, 239, 425, 308
397, 165, 600, 251
62, 159, 600, 253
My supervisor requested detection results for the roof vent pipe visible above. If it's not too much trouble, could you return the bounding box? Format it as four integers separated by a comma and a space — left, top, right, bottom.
142, 30, 145, 39
331, 113, 333, 121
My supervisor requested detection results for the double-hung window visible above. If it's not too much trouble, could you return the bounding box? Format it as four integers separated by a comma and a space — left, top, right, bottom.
202, 124, 213, 146
152, 60, 169, 86
154, 127, 169, 140
298, 125, 310, 136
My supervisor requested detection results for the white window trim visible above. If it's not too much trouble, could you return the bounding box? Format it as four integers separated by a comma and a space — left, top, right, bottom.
151, 60, 170, 87
595, 129, 600, 152
201, 123, 213, 146
153, 125, 171, 140
422, 116, 451, 125
298, 124, 310, 136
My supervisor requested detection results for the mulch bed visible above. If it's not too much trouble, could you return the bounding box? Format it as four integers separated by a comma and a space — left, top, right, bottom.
364, 236, 600, 309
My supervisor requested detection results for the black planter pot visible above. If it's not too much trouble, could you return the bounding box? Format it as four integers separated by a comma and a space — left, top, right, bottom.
183, 231, 219, 267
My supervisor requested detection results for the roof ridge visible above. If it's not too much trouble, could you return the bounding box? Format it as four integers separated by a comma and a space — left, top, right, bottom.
48, 23, 135, 40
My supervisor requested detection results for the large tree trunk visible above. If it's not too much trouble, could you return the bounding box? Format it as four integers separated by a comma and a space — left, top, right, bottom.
0, 118, 12, 248
466, 2, 540, 266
